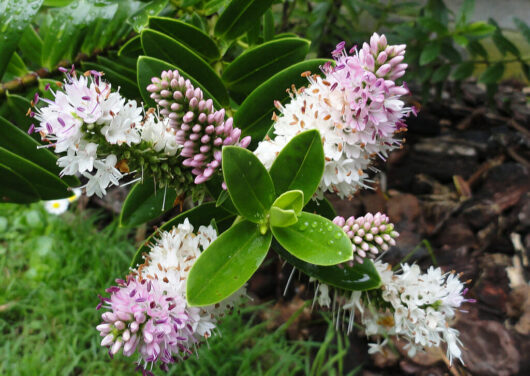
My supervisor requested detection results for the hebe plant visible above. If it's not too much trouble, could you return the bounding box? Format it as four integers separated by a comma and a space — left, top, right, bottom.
0, 0, 475, 374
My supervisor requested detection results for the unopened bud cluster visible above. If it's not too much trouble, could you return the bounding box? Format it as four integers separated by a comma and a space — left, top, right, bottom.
147, 70, 250, 184
333, 212, 398, 264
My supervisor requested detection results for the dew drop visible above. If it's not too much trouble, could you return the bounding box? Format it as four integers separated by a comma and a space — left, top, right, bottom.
326, 224, 333, 231
328, 240, 334, 245
334, 232, 342, 239
298, 221, 309, 231
311, 221, 317, 228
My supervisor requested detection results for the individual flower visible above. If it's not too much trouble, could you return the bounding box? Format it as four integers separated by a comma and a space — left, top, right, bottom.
147, 70, 251, 184
97, 219, 246, 372
333, 212, 399, 265
43, 198, 69, 215
83, 154, 123, 198
255, 33, 415, 199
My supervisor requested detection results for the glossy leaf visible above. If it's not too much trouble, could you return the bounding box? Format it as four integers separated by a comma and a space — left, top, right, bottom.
0, 116, 79, 187
148, 17, 220, 61
270, 207, 298, 228
222, 38, 310, 95
131, 202, 235, 267
118, 35, 143, 57
0, 163, 40, 203
187, 220, 271, 306
222, 146, 275, 223
19, 25, 43, 65
272, 190, 304, 213
0, 0, 43, 80
0, 147, 69, 199
128, 0, 168, 33
303, 197, 336, 220
2, 93, 35, 134
271, 212, 352, 266
137, 56, 222, 109
263, 9, 274, 41
141, 29, 229, 105
3, 53, 28, 82
119, 180, 178, 228
214, 0, 274, 41
235, 59, 330, 148
204, 173, 238, 214
269, 130, 324, 204
272, 239, 381, 291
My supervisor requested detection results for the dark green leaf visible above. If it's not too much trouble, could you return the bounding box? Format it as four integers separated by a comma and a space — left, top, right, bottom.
148, 17, 220, 62
467, 40, 488, 58
431, 65, 451, 83
137, 55, 222, 109
235, 59, 330, 148
461, 22, 495, 37
128, 0, 168, 33
418, 17, 447, 34
119, 180, 178, 228
272, 239, 381, 291
214, 0, 274, 41
263, 9, 274, 42
204, 0, 229, 16
204, 173, 238, 214
246, 19, 261, 46
419, 42, 441, 65
119, 36, 143, 57
479, 62, 504, 84
514, 17, 530, 44
452, 61, 475, 80
222, 146, 275, 223
0, 116, 79, 187
187, 220, 272, 306
222, 38, 310, 95
489, 18, 520, 57
0, 0, 43, 80
19, 25, 43, 65
271, 212, 352, 265
3, 53, 28, 82
269, 129, 324, 205
3, 93, 35, 137
141, 29, 229, 106
0, 162, 40, 203
130, 202, 235, 267
0, 147, 69, 199
303, 197, 336, 220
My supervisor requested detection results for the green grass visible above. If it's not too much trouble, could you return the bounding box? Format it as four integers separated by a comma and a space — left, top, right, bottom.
0, 203, 357, 376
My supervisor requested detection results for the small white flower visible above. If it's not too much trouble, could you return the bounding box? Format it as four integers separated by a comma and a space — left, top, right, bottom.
368, 338, 388, 354
100, 100, 142, 146
44, 199, 69, 215
57, 142, 98, 176
83, 154, 123, 197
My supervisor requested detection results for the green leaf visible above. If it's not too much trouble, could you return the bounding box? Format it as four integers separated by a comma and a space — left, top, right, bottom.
269, 207, 298, 227
204, 173, 238, 214
19, 25, 43, 65
148, 17, 220, 62
0, 147, 69, 199
272, 190, 304, 213
419, 42, 440, 65
453, 35, 468, 47
467, 40, 488, 59
272, 239, 381, 291
457, 0, 474, 25
489, 18, 520, 57
119, 36, 143, 57
187, 220, 271, 306
0, 116, 79, 187
452, 61, 475, 80
141, 29, 229, 106
214, 0, 274, 41
130, 202, 235, 267
431, 65, 451, 83
3, 53, 28, 82
222, 38, 310, 95
119, 180, 178, 228
204, 0, 229, 16
303, 197, 336, 220
263, 9, 274, 42
461, 21, 495, 37
271, 212, 352, 266
514, 17, 530, 45
235, 58, 330, 148
128, 0, 168, 33
137, 56, 222, 109
418, 17, 447, 34
269, 130, 324, 204
81, 61, 139, 99
479, 62, 505, 84
0, 0, 43, 80
3, 93, 36, 136
0, 162, 40, 203
222, 146, 275, 223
